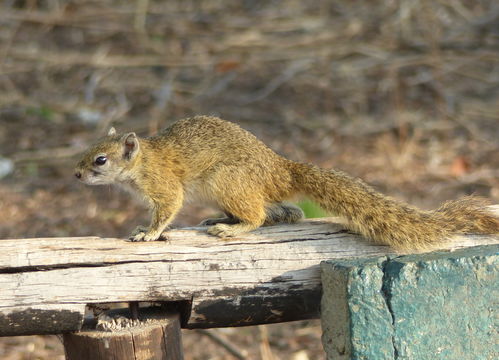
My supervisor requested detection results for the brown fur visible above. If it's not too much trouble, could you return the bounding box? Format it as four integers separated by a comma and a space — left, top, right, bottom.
75, 116, 499, 249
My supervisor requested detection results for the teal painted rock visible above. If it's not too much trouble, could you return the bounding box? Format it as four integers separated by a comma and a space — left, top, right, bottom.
320, 245, 498, 360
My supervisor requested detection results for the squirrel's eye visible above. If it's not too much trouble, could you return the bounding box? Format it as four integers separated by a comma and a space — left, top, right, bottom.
95, 156, 107, 166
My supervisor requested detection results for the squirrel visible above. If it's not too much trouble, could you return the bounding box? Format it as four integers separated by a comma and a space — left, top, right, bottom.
74, 115, 499, 250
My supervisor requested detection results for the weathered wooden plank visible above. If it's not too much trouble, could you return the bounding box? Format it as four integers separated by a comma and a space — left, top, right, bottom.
2, 219, 497, 270
1, 213, 498, 335
0, 220, 376, 269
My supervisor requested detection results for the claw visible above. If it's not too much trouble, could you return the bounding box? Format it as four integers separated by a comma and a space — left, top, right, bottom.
128, 231, 146, 242
127, 225, 151, 242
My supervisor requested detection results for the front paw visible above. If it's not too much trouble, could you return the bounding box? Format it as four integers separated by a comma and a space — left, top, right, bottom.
129, 231, 159, 242
145, 229, 171, 242
128, 226, 148, 242
128, 226, 170, 242
142, 233, 159, 242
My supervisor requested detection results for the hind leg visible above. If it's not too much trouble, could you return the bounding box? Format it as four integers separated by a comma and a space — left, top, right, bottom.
264, 202, 304, 225
207, 202, 304, 237
204, 202, 303, 228
207, 196, 266, 238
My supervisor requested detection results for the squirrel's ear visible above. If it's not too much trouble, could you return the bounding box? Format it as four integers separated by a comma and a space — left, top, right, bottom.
107, 127, 117, 136
122, 132, 139, 160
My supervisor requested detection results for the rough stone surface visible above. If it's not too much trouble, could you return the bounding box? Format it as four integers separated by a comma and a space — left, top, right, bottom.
321, 245, 498, 360
321, 257, 393, 360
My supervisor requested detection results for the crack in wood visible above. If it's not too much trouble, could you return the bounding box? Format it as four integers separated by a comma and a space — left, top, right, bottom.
0, 259, 205, 274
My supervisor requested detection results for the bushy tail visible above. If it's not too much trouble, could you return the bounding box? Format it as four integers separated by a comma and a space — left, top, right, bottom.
289, 162, 499, 250
431, 196, 499, 234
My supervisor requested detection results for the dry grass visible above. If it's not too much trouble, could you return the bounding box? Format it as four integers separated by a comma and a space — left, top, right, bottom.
0, 1, 498, 359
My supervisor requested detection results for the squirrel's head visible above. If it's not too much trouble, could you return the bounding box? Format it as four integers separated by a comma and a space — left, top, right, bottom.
74, 127, 141, 185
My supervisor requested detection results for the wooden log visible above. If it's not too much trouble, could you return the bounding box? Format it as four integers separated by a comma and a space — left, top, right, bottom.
1, 210, 498, 336
63, 311, 183, 360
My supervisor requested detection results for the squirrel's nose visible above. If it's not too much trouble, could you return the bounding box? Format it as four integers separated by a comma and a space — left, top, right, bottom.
75, 171, 82, 179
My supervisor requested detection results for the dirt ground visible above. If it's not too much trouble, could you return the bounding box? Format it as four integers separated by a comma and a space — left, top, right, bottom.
0, 1, 498, 359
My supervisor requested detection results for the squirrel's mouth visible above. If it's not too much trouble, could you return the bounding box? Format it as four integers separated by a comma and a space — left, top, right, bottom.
75, 171, 103, 185
74, 166, 114, 185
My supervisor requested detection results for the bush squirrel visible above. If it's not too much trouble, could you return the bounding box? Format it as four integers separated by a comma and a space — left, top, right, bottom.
75, 116, 498, 250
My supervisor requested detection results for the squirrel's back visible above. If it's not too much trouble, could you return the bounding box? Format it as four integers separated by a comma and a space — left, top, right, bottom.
156, 116, 275, 158
152, 116, 295, 203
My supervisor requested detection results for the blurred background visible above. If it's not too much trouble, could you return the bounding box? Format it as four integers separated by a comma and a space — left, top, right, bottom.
0, 1, 498, 359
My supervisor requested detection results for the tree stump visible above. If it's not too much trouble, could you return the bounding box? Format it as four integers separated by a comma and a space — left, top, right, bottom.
63, 311, 183, 360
